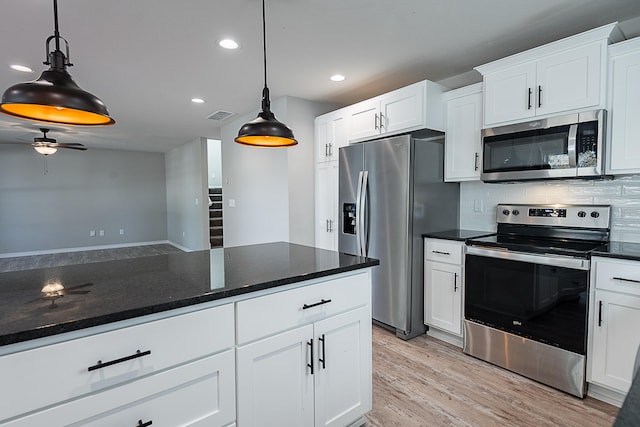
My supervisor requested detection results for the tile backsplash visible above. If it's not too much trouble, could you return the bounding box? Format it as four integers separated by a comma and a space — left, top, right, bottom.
460, 175, 640, 243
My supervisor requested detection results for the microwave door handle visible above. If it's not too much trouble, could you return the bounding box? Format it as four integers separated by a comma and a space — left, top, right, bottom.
355, 171, 364, 256
568, 124, 578, 168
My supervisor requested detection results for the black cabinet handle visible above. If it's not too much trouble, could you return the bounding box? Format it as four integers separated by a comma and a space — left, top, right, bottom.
527, 88, 532, 110
137, 420, 152, 427
431, 250, 451, 256
302, 299, 332, 310
613, 277, 640, 284
538, 85, 542, 108
307, 339, 314, 375
319, 334, 326, 369
474, 152, 479, 171
598, 300, 603, 327
88, 349, 151, 372
454, 273, 458, 292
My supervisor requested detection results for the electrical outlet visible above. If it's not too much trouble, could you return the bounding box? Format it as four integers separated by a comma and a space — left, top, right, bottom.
474, 200, 484, 212
229, 199, 236, 208
89, 230, 96, 237
99, 230, 105, 237
119, 229, 125, 235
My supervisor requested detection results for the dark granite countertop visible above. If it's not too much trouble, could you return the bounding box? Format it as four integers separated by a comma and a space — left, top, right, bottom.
0, 242, 378, 347
592, 241, 640, 262
422, 229, 496, 242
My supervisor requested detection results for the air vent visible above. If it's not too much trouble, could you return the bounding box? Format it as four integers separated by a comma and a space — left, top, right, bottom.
207, 110, 234, 121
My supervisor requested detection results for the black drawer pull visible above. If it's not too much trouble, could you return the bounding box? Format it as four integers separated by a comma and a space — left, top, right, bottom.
598, 300, 603, 327
319, 334, 326, 369
88, 349, 151, 372
302, 299, 332, 310
431, 250, 451, 256
613, 277, 640, 284
307, 339, 314, 375
137, 420, 152, 427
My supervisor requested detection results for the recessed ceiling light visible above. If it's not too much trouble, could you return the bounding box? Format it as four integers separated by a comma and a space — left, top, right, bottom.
330, 74, 345, 82
10, 64, 33, 73
191, 98, 206, 104
219, 39, 239, 50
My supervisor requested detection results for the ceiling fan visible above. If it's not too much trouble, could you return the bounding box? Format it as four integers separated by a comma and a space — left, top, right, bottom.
0, 127, 87, 155
29, 128, 88, 156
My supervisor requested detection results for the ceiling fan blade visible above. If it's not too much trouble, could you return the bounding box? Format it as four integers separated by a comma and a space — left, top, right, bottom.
0, 141, 31, 145
60, 146, 88, 151
56, 142, 85, 146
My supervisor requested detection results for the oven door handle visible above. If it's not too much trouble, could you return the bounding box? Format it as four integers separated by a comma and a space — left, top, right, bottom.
466, 246, 590, 270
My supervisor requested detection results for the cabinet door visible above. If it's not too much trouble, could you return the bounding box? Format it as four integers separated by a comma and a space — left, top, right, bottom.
379, 82, 425, 135
314, 307, 372, 427
483, 62, 536, 126
444, 91, 483, 181
236, 325, 314, 427
424, 261, 462, 335
316, 113, 348, 163
536, 43, 602, 116
608, 41, 640, 174
590, 290, 640, 393
315, 161, 338, 251
349, 98, 380, 141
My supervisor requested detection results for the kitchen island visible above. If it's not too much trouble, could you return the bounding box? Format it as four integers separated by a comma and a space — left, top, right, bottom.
0, 242, 378, 427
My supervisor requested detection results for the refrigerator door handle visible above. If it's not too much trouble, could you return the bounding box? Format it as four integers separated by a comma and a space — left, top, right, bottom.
360, 170, 369, 257
355, 171, 364, 256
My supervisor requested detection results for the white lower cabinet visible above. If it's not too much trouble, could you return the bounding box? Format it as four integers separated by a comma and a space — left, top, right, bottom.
0, 270, 373, 426
1, 303, 236, 426
588, 257, 640, 404
424, 239, 464, 341
236, 271, 372, 427
6, 350, 235, 427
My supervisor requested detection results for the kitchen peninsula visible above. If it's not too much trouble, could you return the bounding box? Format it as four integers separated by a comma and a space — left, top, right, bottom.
0, 242, 378, 427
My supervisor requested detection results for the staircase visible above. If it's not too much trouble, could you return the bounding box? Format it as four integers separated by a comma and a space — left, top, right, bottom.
209, 187, 223, 248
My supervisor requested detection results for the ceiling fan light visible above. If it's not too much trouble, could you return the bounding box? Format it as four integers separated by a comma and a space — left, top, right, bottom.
33, 145, 58, 155
0, 69, 114, 126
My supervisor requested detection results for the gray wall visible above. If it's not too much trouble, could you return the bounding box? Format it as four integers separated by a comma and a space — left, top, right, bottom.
0, 145, 168, 254
165, 138, 210, 251
207, 139, 222, 188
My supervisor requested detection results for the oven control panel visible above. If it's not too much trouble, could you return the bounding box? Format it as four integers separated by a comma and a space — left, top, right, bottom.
497, 204, 611, 229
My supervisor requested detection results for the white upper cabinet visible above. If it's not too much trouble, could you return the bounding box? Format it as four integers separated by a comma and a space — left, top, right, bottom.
315, 110, 348, 163
443, 83, 483, 182
476, 23, 622, 128
348, 80, 446, 142
607, 37, 640, 175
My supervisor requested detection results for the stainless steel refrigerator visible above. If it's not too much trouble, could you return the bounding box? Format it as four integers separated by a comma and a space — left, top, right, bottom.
338, 133, 460, 339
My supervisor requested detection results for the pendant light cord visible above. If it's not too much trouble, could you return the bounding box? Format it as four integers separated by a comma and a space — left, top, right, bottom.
262, 0, 267, 90
53, 0, 60, 53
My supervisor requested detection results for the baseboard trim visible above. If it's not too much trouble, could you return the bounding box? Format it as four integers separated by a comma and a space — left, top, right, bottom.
0, 240, 181, 258
426, 327, 463, 348
587, 382, 625, 407
166, 241, 195, 252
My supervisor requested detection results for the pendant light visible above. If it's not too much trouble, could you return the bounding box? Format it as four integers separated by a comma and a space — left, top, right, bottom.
0, 0, 114, 126
235, 0, 297, 147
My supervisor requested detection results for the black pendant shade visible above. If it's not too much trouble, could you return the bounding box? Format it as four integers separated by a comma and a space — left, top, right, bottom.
0, 0, 114, 126
235, 87, 297, 147
235, 0, 296, 147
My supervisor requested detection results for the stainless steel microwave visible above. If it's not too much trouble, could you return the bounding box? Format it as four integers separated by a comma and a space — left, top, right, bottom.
481, 110, 606, 182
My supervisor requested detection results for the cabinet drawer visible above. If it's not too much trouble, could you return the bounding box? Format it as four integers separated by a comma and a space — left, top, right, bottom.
425, 239, 463, 265
236, 271, 371, 345
0, 303, 234, 422
5, 350, 236, 427
594, 258, 640, 296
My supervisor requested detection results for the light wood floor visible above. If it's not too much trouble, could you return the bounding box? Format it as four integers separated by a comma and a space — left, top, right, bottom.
366, 326, 619, 427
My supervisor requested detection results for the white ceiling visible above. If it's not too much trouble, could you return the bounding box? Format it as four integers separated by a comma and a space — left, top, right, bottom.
1, 0, 640, 153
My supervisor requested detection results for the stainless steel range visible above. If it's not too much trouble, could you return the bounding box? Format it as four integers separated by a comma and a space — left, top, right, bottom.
464, 204, 611, 397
